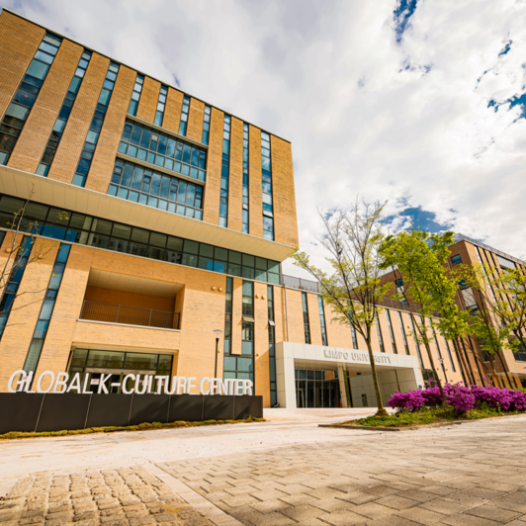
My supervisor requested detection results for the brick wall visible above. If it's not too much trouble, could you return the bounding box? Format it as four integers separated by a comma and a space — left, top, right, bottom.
202, 107, 223, 225
254, 281, 270, 405
163, 87, 183, 135
186, 98, 204, 143
228, 116, 243, 232
136, 76, 160, 124
0, 11, 44, 121
248, 125, 263, 237
306, 292, 323, 345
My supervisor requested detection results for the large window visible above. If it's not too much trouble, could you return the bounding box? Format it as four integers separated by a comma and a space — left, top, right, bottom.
119, 120, 206, 183
219, 115, 231, 227
202, 105, 211, 145
0, 33, 62, 166
386, 309, 398, 354
318, 296, 328, 346
223, 355, 253, 382
302, 292, 311, 344
223, 277, 233, 354
128, 74, 144, 116
242, 281, 254, 355
268, 285, 277, 405
0, 195, 281, 285
179, 95, 190, 136
261, 132, 274, 240
109, 160, 203, 220
242, 123, 249, 233
154, 85, 168, 126
375, 312, 385, 352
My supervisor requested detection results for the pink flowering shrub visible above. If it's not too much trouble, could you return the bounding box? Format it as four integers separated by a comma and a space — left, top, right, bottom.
387, 382, 526, 415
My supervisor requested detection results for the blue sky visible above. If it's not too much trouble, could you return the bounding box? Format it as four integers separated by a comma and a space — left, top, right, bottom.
2, 0, 526, 276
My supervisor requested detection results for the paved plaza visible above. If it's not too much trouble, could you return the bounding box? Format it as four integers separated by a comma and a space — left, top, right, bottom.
1, 409, 526, 525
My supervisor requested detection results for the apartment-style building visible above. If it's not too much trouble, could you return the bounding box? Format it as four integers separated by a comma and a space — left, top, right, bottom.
0, 9, 472, 410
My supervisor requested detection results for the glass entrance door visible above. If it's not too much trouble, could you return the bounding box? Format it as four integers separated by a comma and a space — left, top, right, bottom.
295, 369, 341, 408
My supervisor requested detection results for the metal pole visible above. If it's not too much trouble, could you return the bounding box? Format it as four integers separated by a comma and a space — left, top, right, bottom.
214, 337, 219, 379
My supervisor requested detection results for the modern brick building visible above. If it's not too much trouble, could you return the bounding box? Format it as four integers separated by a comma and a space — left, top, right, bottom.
4, 9, 507, 411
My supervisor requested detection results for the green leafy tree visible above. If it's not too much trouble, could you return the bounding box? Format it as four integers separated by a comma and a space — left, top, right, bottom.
292, 200, 392, 416
380, 230, 471, 401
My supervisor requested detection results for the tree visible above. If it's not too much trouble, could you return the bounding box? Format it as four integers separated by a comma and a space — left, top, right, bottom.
293, 199, 392, 416
0, 192, 53, 334
379, 230, 472, 401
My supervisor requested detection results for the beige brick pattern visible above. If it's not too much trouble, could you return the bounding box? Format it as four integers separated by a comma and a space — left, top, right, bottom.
0, 11, 44, 121
47, 53, 109, 183
0, 237, 59, 391
231, 278, 243, 356
8, 39, 83, 174
274, 285, 285, 344
271, 135, 298, 247
202, 107, 223, 225
85, 286, 175, 311
254, 282, 270, 405
162, 87, 183, 134
227, 116, 244, 232
186, 97, 204, 143
136, 76, 160, 124
85, 65, 135, 193
248, 125, 263, 237
306, 292, 323, 345
285, 289, 305, 344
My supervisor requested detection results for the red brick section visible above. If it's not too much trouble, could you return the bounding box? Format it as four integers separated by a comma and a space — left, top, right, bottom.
271, 135, 298, 247
163, 87, 183, 135
186, 98, 204, 143
0, 11, 44, 121
48, 53, 109, 183
85, 65, 136, 193
248, 125, 263, 237
136, 76, 160, 124
228, 116, 244, 232
203, 107, 224, 225
8, 39, 83, 174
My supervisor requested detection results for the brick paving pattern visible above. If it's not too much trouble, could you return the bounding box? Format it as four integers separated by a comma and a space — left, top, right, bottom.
0, 467, 213, 526
160, 418, 526, 525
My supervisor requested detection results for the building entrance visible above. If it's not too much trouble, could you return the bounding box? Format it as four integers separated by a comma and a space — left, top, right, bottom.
295, 369, 341, 408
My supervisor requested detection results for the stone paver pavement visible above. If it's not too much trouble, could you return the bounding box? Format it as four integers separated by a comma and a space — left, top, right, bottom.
0, 467, 213, 526
160, 417, 526, 526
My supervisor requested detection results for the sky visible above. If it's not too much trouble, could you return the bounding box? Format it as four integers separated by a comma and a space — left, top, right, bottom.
2, 0, 526, 278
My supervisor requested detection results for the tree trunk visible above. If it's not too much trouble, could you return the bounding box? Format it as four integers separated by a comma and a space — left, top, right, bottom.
423, 340, 446, 402
365, 336, 388, 417
488, 354, 501, 387
453, 337, 470, 386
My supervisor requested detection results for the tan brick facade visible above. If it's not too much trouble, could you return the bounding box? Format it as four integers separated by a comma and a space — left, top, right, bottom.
163, 87, 183, 135
0, 11, 44, 121
186, 98, 204, 143
248, 125, 263, 237
48, 53, 110, 183
136, 76, 160, 124
228, 117, 244, 232
85, 65, 135, 193
202, 107, 223, 225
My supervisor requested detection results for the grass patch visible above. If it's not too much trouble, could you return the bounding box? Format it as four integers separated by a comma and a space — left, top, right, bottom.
340, 405, 515, 428
0, 415, 266, 441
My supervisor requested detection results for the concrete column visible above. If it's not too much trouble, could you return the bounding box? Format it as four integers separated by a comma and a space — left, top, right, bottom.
337, 364, 349, 408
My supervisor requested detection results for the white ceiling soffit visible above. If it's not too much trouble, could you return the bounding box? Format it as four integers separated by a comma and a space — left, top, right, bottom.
87, 269, 183, 298
0, 166, 294, 262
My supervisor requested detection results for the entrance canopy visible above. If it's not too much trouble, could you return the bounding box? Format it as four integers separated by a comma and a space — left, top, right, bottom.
276, 342, 424, 409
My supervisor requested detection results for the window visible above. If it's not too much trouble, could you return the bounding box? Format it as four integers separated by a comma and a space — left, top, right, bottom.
223, 277, 233, 354
395, 278, 403, 288
24, 244, 71, 375
37, 50, 92, 177
223, 355, 253, 382
467, 305, 479, 316
178, 95, 190, 136
202, 105, 211, 145
386, 309, 398, 354
0, 33, 62, 166
242, 123, 249, 233
318, 296, 328, 346
108, 160, 203, 219
119, 120, 206, 182
128, 74, 144, 116
375, 312, 385, 352
154, 85, 168, 126
451, 254, 462, 265
268, 285, 277, 405
219, 115, 231, 227
398, 311, 410, 355
242, 281, 254, 355
459, 280, 468, 290
410, 316, 424, 370
302, 292, 311, 344
0, 195, 282, 285
261, 131, 274, 240
73, 62, 120, 187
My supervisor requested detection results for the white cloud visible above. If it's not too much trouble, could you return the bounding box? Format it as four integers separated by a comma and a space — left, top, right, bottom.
3, 0, 526, 276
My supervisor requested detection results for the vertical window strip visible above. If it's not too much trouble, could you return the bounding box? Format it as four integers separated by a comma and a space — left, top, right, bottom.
128, 74, 144, 116
223, 277, 233, 354
460, 338, 476, 384
302, 292, 311, 344
440, 331, 456, 373
201, 105, 211, 145
72, 62, 120, 187
242, 123, 250, 233
261, 131, 274, 240
24, 244, 71, 375
0, 32, 62, 166
375, 312, 385, 352
410, 316, 424, 369
398, 311, 410, 355
386, 309, 398, 354
37, 50, 92, 177
427, 318, 446, 374
318, 296, 328, 346
475, 246, 497, 304
0, 236, 32, 340
178, 95, 190, 136
219, 115, 231, 227
448, 338, 467, 384
154, 85, 168, 127
348, 305, 358, 349
268, 285, 277, 406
